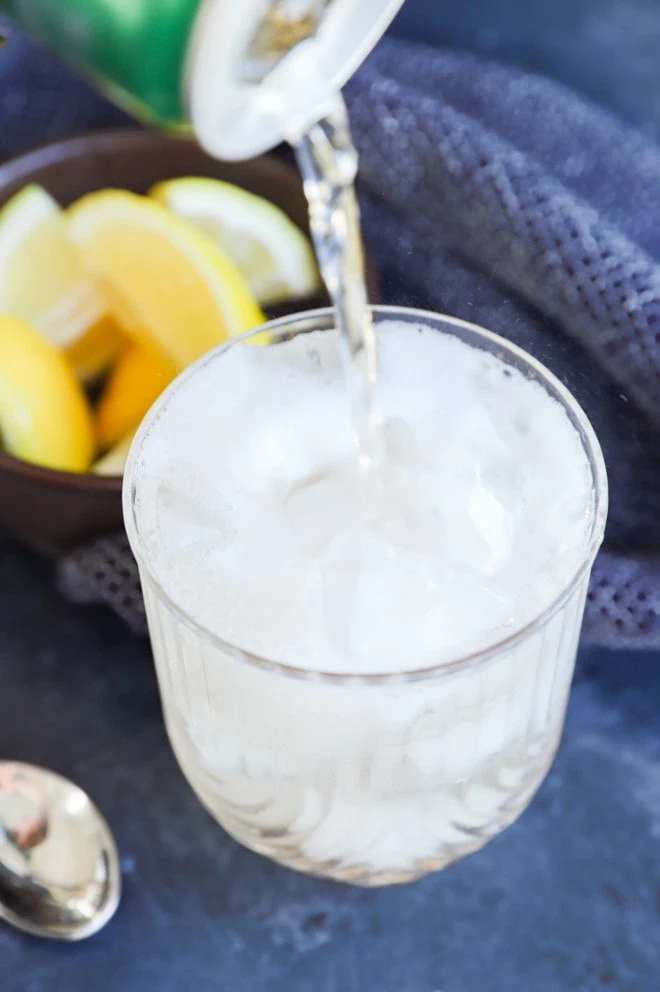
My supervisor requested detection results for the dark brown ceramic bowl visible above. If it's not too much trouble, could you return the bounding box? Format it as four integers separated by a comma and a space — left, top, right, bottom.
0, 129, 378, 556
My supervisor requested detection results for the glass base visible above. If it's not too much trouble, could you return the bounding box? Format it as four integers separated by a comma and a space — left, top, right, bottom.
169, 721, 559, 887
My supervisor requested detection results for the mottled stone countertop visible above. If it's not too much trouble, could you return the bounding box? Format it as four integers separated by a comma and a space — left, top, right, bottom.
2, 1, 660, 987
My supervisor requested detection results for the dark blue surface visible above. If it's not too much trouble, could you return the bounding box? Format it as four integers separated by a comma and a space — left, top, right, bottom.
0, 540, 659, 991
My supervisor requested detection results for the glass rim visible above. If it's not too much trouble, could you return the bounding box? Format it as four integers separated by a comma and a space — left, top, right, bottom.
123, 305, 608, 686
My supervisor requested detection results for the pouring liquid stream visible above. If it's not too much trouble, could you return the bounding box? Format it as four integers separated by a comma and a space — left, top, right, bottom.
294, 95, 384, 470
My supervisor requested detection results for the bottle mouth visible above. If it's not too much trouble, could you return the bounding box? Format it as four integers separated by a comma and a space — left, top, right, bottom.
185, 0, 406, 160
240, 0, 335, 85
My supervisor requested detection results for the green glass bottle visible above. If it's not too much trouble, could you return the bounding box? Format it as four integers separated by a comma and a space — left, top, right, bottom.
0, 0, 201, 128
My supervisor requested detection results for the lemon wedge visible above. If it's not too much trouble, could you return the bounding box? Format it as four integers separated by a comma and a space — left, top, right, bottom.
65, 313, 125, 383
0, 315, 94, 472
67, 190, 265, 369
151, 177, 320, 305
0, 184, 121, 378
96, 342, 177, 451
92, 430, 136, 477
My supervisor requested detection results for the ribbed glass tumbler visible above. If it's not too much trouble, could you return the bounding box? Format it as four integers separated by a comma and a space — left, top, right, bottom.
124, 307, 608, 886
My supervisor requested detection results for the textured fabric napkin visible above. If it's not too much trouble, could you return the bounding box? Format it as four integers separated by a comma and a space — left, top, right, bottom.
1, 27, 659, 647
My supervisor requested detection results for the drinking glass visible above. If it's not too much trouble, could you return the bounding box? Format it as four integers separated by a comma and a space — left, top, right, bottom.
124, 306, 607, 885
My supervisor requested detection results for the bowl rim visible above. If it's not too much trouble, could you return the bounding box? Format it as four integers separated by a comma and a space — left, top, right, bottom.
0, 448, 124, 491
0, 126, 310, 202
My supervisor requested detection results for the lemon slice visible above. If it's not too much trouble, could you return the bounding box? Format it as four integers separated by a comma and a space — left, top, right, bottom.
65, 313, 125, 383
96, 342, 177, 451
67, 190, 265, 369
0, 315, 94, 472
0, 184, 120, 378
92, 430, 136, 477
151, 177, 320, 305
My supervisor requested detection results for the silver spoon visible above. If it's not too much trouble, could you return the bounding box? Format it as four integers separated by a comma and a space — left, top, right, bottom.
0, 762, 120, 940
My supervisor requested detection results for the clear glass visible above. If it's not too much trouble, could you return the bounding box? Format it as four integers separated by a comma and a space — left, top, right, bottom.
124, 306, 608, 886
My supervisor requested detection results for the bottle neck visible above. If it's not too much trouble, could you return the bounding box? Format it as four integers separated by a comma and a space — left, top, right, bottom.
186, 0, 406, 160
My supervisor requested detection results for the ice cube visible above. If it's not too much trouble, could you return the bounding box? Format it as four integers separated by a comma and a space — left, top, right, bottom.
320, 530, 446, 670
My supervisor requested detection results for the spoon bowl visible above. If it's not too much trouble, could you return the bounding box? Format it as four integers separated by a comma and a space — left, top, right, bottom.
0, 762, 120, 940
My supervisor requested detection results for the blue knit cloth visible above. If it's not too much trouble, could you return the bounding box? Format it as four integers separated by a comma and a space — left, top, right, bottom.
1, 26, 658, 647
346, 40, 660, 648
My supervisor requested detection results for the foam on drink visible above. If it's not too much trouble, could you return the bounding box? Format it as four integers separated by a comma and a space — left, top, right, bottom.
133, 320, 593, 675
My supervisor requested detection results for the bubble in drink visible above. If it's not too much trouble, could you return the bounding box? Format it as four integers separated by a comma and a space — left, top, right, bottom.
127, 316, 605, 883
